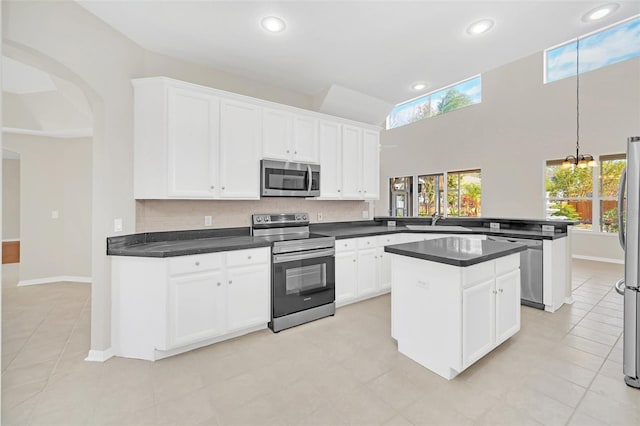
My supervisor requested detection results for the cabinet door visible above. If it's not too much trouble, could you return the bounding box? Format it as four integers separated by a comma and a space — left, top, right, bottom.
167, 88, 219, 197
292, 115, 318, 163
168, 270, 225, 348
495, 269, 521, 345
219, 100, 261, 199
226, 264, 270, 333
362, 130, 380, 200
262, 108, 291, 161
377, 247, 391, 292
335, 251, 357, 305
318, 120, 342, 198
357, 247, 378, 296
341, 125, 362, 198
462, 279, 495, 368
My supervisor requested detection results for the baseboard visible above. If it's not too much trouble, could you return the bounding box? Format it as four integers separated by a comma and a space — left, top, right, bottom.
564, 296, 575, 305
572, 255, 624, 265
85, 348, 115, 362
18, 275, 92, 286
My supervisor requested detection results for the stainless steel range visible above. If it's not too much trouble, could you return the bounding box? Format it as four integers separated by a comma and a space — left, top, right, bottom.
252, 213, 336, 332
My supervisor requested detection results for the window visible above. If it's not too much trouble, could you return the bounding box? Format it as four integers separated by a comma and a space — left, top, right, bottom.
391, 170, 481, 218
545, 160, 593, 229
447, 170, 482, 217
418, 174, 444, 216
600, 154, 626, 233
387, 76, 482, 130
389, 176, 413, 217
545, 16, 640, 83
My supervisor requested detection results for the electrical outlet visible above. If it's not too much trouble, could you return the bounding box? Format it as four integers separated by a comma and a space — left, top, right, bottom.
542, 225, 555, 232
114, 218, 123, 233
317, 212, 323, 221
204, 216, 213, 226
490, 222, 500, 230
51, 210, 59, 220
362, 210, 370, 219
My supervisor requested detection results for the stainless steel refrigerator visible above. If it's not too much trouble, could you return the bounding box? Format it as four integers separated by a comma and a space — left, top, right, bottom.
616, 135, 640, 389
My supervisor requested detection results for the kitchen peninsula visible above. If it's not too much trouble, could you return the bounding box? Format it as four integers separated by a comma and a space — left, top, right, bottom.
386, 237, 527, 379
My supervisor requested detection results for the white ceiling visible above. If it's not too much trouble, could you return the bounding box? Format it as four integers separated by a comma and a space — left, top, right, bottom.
78, 1, 639, 105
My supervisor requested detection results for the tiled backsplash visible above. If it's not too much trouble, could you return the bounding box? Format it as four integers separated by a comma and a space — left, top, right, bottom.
136, 199, 370, 232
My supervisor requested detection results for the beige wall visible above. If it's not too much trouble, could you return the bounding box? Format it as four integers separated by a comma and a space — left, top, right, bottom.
3, 134, 92, 281
2, 157, 20, 240
376, 54, 640, 262
137, 199, 368, 232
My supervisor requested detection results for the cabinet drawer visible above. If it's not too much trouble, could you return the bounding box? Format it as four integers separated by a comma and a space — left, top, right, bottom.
462, 260, 495, 289
357, 236, 377, 249
377, 234, 402, 246
169, 253, 223, 276
226, 247, 270, 267
336, 239, 357, 252
496, 253, 520, 275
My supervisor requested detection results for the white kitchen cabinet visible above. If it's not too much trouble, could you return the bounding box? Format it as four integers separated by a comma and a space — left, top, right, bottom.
226, 263, 270, 333
461, 278, 495, 367
318, 120, 343, 198
167, 87, 220, 198
362, 130, 380, 199
335, 250, 358, 305
111, 247, 270, 361
357, 247, 378, 297
219, 99, 261, 199
133, 78, 260, 200
168, 269, 225, 348
391, 252, 521, 380
341, 125, 362, 199
262, 109, 319, 163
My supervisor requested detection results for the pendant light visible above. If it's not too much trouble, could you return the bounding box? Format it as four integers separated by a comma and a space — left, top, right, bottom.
561, 36, 598, 169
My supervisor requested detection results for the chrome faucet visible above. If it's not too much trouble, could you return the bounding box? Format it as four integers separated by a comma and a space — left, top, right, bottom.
431, 213, 442, 226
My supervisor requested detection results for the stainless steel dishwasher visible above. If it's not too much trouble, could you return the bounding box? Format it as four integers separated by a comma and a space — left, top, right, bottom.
487, 236, 544, 309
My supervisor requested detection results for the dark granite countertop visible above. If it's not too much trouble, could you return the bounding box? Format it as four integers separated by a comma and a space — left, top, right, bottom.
384, 237, 528, 267
107, 227, 271, 258
310, 222, 565, 240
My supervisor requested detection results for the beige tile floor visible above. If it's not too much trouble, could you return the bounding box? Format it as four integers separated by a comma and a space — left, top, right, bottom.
2, 259, 640, 425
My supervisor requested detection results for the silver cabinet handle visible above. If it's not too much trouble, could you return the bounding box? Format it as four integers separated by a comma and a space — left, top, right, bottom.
228, 280, 232, 284
217, 282, 221, 287
248, 255, 252, 260
294, 151, 298, 154
615, 278, 625, 296
353, 259, 356, 262
286, 150, 290, 154
492, 290, 497, 294
222, 186, 226, 190
210, 185, 214, 189
195, 261, 200, 266
338, 189, 341, 192
499, 288, 504, 293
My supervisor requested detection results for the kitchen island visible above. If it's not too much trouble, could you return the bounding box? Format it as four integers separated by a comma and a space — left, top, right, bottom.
386, 237, 527, 380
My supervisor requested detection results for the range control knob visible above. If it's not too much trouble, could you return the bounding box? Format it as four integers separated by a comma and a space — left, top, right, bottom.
256, 216, 263, 223
302, 215, 308, 221
264, 216, 270, 222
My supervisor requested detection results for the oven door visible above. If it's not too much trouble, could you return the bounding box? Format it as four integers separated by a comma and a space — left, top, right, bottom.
261, 160, 320, 197
272, 248, 335, 317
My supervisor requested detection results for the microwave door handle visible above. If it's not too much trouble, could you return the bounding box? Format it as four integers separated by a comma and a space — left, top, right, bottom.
618, 167, 627, 250
307, 164, 312, 193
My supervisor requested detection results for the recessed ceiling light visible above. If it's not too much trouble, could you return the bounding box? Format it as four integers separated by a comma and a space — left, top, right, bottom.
582, 3, 619, 22
466, 19, 495, 36
411, 82, 428, 91
261, 16, 286, 33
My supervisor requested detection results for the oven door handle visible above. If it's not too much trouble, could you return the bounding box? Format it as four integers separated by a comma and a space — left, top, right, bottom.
273, 248, 335, 264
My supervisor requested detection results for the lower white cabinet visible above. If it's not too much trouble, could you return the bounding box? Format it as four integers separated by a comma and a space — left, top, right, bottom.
168, 269, 226, 348
112, 247, 270, 361
391, 252, 521, 380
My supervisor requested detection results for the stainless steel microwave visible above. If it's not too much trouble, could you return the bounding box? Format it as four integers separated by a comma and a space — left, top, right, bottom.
260, 160, 320, 197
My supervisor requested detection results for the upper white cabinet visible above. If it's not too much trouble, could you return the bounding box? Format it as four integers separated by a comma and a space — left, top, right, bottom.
132, 77, 379, 200
262, 109, 319, 163
318, 122, 380, 200
219, 100, 261, 199
167, 88, 220, 197
318, 120, 343, 198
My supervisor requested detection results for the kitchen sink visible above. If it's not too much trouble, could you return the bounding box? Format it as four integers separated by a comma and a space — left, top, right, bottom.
405, 225, 472, 232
